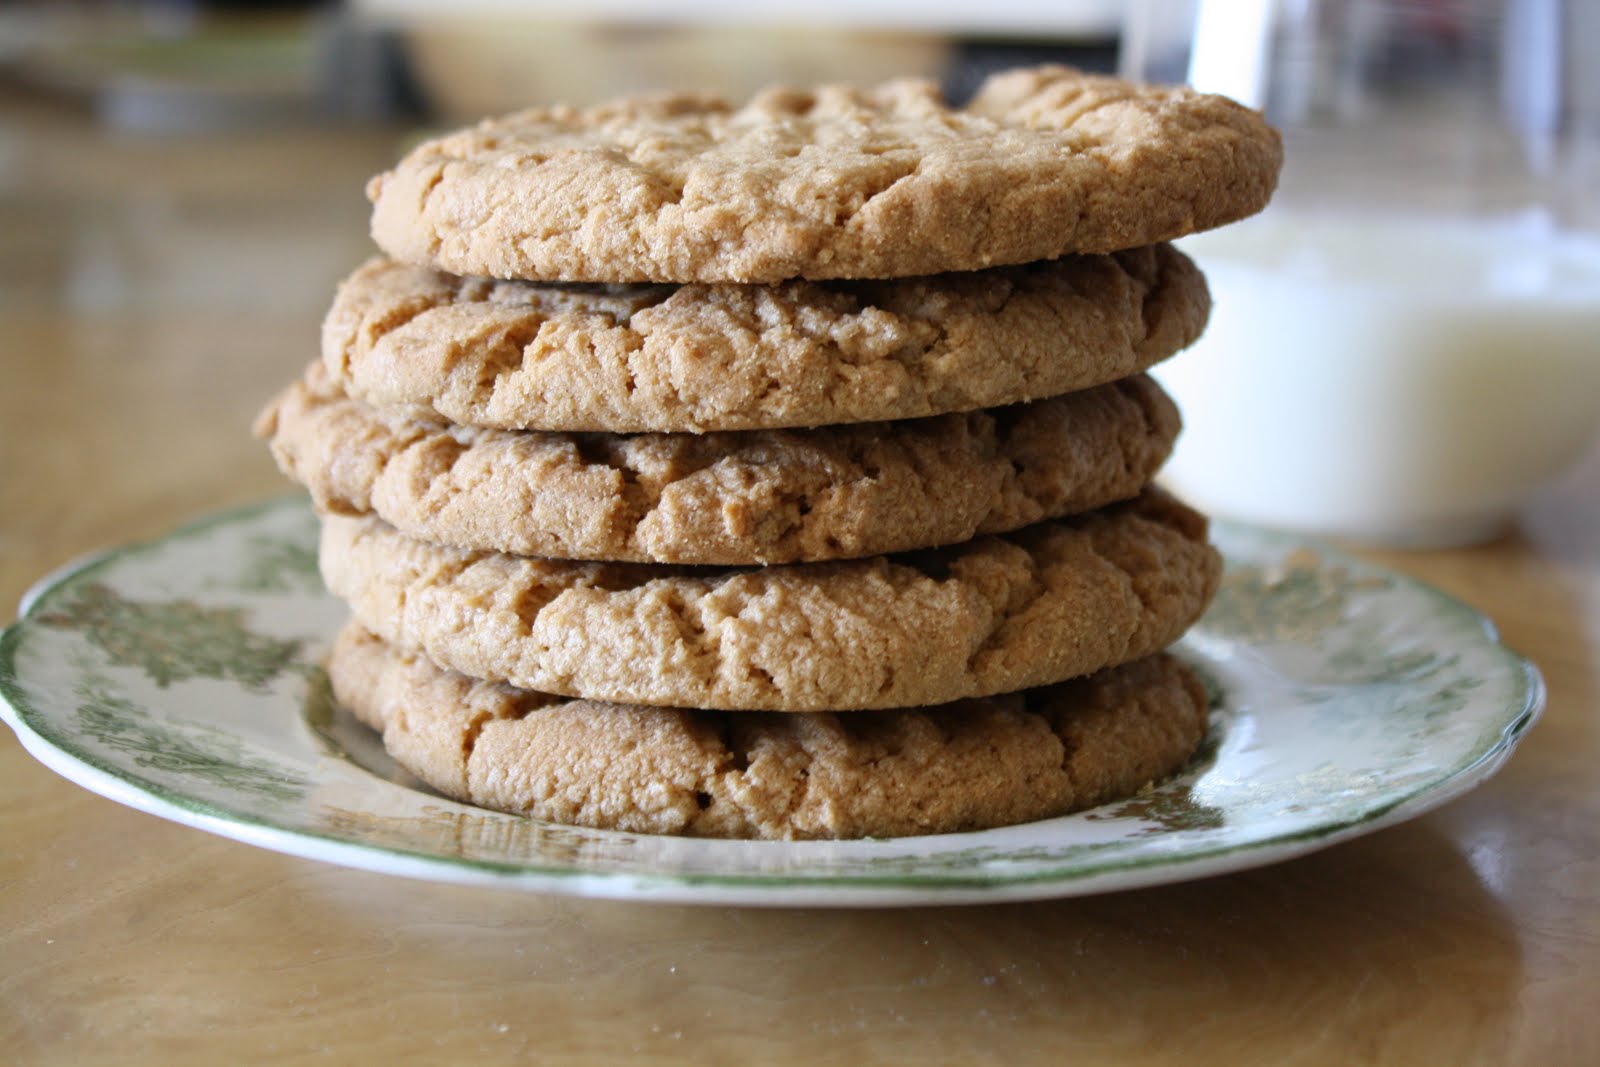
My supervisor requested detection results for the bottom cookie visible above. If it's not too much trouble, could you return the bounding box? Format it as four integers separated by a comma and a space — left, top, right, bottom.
329, 622, 1210, 841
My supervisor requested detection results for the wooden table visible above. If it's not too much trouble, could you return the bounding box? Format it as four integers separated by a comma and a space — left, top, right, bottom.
3, 87, 1598, 1066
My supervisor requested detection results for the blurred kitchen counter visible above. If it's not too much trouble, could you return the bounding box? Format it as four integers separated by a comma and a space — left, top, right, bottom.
2, 82, 1599, 1066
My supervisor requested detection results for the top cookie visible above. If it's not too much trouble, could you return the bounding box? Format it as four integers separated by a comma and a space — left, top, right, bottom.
367, 65, 1281, 284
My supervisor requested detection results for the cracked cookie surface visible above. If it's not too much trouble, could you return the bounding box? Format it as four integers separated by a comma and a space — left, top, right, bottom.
330, 623, 1210, 839
367, 65, 1279, 283
321, 244, 1206, 432
318, 491, 1221, 712
261, 363, 1180, 564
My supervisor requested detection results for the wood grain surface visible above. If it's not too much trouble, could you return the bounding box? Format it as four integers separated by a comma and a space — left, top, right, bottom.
2, 86, 1597, 1066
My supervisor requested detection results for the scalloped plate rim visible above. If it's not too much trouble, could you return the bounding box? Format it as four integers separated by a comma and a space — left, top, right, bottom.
0, 701, 1538, 907
0, 496, 1545, 907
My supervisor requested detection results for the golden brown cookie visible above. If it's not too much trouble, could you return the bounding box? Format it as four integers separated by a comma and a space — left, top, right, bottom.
260, 362, 1180, 565
367, 66, 1279, 283
318, 491, 1221, 712
329, 622, 1211, 840
321, 245, 1206, 433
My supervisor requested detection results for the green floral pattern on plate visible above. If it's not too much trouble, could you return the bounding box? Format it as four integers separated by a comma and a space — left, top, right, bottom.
38, 583, 303, 691
73, 671, 308, 802
0, 497, 1542, 906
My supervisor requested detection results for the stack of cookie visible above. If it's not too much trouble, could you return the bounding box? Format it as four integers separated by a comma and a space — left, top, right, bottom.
258, 66, 1280, 839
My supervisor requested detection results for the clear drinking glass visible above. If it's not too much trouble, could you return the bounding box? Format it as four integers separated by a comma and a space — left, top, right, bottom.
1122, 0, 1600, 546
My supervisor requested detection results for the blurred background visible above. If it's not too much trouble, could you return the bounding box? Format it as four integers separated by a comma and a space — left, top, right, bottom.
0, 0, 1595, 550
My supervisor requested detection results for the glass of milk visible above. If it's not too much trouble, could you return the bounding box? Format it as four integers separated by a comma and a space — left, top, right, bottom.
1122, 0, 1600, 547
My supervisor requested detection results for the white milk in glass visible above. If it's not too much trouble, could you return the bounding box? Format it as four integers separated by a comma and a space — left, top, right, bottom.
1156, 214, 1600, 546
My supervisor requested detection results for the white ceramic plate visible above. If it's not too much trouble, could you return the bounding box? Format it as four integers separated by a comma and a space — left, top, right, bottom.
0, 498, 1541, 906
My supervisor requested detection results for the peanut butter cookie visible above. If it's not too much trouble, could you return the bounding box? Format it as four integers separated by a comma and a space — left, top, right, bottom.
367, 66, 1279, 283
261, 364, 1179, 564
330, 622, 1210, 840
318, 491, 1221, 712
322, 245, 1206, 432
